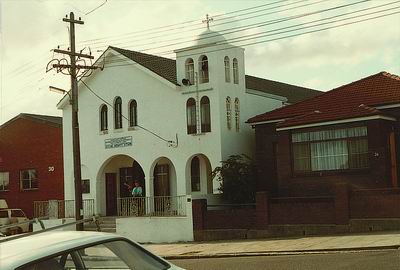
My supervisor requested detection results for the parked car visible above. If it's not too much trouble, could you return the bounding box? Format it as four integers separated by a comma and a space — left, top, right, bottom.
0, 231, 185, 270
0, 208, 29, 235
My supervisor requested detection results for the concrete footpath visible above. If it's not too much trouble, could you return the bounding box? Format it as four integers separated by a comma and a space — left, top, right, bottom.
144, 232, 400, 259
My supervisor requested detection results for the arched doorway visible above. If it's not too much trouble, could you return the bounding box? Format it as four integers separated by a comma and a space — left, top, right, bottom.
186, 154, 213, 195
97, 155, 145, 216
151, 157, 177, 197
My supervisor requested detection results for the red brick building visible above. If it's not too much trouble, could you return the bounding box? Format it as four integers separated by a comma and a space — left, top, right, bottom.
0, 113, 64, 217
248, 72, 400, 197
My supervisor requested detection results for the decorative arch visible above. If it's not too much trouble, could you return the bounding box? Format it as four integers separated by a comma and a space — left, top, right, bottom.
200, 96, 211, 133
235, 97, 240, 132
186, 98, 196, 134
100, 104, 108, 131
224, 56, 230, 83
226, 96, 231, 130
128, 99, 137, 127
186, 154, 213, 195
185, 58, 194, 84
233, 58, 239, 84
198, 55, 209, 83
96, 154, 146, 216
114, 96, 122, 129
149, 157, 177, 198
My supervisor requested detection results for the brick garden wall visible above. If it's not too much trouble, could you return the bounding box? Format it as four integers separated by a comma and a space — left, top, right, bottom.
350, 189, 400, 219
193, 187, 400, 231
269, 197, 335, 224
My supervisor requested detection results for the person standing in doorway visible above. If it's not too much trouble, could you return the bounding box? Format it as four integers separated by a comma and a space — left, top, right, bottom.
124, 180, 143, 197
124, 180, 144, 216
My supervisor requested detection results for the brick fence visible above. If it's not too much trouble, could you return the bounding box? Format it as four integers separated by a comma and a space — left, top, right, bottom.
193, 186, 400, 230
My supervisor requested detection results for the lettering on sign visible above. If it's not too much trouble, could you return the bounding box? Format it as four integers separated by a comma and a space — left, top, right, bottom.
105, 136, 133, 149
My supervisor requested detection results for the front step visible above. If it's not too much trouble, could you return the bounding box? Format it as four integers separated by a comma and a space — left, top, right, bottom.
84, 216, 116, 233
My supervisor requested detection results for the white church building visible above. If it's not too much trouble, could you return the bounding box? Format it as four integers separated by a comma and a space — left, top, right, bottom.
57, 29, 319, 242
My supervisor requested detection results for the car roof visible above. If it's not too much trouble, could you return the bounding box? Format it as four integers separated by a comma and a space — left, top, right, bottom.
0, 231, 123, 269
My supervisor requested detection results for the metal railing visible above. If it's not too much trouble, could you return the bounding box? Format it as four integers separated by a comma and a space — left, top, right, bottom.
34, 199, 95, 218
117, 196, 187, 217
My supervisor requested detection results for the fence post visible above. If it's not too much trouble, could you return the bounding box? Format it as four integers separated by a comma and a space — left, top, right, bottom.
192, 199, 207, 230
334, 183, 349, 225
48, 200, 59, 219
256, 192, 269, 229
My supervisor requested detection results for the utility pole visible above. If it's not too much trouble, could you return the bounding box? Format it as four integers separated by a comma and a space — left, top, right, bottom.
52, 12, 97, 231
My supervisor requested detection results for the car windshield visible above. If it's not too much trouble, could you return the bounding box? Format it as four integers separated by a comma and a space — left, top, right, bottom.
18, 240, 170, 270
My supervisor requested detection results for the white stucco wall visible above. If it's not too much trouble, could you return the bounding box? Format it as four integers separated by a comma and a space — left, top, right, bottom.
60, 38, 287, 219
116, 197, 193, 243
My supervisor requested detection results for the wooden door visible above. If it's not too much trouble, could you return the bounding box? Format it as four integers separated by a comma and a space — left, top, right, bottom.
154, 164, 170, 196
106, 173, 117, 216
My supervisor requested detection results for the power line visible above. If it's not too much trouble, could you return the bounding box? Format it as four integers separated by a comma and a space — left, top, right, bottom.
97, 2, 400, 68
103, 0, 373, 57
80, 80, 177, 145
88, 0, 333, 52
78, 0, 321, 49
72, 0, 293, 46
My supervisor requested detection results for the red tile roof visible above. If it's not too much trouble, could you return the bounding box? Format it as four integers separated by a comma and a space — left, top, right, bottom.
247, 72, 400, 128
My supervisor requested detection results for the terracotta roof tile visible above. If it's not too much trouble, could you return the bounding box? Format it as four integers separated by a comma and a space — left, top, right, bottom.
248, 72, 400, 126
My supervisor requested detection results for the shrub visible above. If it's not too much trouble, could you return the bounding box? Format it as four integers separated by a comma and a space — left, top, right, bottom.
212, 154, 255, 204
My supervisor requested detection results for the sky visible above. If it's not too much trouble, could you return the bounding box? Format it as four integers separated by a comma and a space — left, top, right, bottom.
0, 0, 399, 125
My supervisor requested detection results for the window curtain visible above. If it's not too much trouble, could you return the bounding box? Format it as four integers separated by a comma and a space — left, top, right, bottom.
292, 127, 368, 172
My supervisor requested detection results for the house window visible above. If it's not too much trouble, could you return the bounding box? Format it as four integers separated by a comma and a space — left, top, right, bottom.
191, 157, 201, 192
226, 97, 232, 130
114, 97, 123, 129
82, 179, 90, 194
129, 99, 137, 127
199, 55, 209, 83
200, 96, 211, 133
185, 58, 194, 84
0, 172, 9, 191
292, 126, 369, 173
186, 98, 197, 134
100, 104, 108, 131
20, 169, 38, 190
233, 58, 239, 84
234, 98, 240, 132
224, 56, 230, 83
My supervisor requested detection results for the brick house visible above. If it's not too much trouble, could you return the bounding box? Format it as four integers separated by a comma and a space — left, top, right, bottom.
247, 72, 400, 197
0, 113, 64, 218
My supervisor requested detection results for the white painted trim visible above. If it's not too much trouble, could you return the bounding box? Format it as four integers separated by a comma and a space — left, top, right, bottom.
245, 88, 288, 102
276, 115, 397, 131
374, 103, 400, 110
250, 118, 287, 125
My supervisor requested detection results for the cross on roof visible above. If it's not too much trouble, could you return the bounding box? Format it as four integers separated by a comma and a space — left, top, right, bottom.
202, 14, 214, 30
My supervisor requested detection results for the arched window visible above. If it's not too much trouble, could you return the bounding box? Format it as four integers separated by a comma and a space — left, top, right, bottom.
233, 58, 239, 84
191, 156, 201, 192
224, 56, 230, 83
200, 96, 211, 133
186, 98, 197, 134
199, 55, 209, 84
129, 99, 137, 127
100, 104, 108, 131
114, 97, 122, 129
185, 58, 194, 84
235, 98, 240, 132
226, 97, 231, 130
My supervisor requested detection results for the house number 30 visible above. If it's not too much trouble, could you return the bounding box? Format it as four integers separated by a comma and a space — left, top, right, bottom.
48, 166, 55, 172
